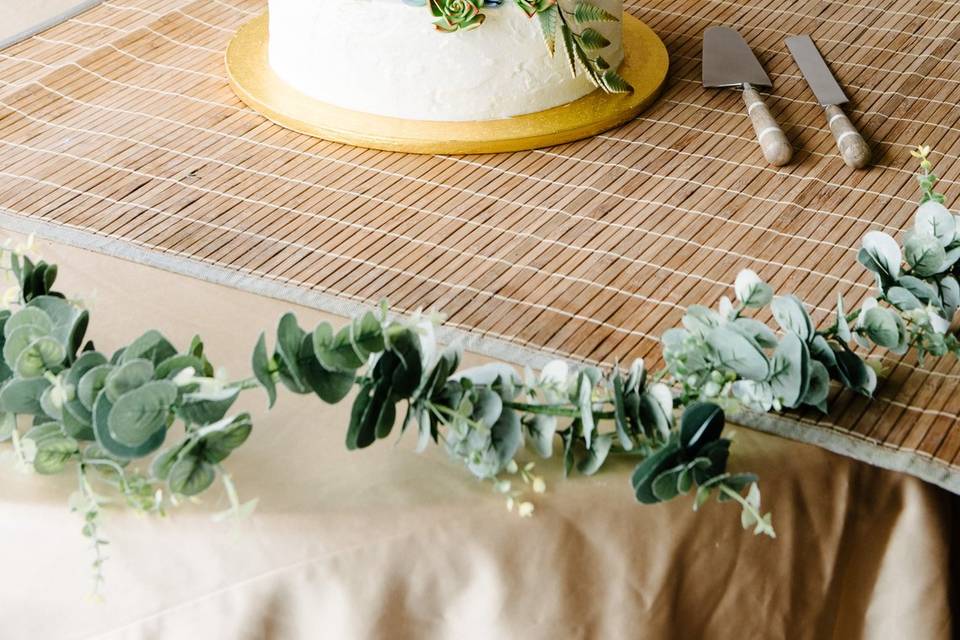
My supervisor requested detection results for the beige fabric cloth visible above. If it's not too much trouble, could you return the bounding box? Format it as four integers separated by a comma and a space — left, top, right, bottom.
0, 238, 955, 640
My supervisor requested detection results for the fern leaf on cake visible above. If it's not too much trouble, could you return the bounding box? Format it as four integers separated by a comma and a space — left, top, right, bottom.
577, 27, 611, 50
537, 5, 559, 56
573, 2, 618, 23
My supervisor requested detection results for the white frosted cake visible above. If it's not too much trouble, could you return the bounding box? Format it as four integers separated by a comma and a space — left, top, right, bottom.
268, 0, 625, 121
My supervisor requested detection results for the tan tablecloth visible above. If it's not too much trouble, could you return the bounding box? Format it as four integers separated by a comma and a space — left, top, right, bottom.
0, 238, 955, 640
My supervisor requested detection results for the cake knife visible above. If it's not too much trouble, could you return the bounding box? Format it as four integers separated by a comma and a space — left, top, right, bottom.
785, 35, 871, 169
703, 26, 792, 166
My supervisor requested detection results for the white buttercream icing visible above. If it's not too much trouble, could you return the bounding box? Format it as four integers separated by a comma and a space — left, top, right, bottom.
268, 0, 624, 121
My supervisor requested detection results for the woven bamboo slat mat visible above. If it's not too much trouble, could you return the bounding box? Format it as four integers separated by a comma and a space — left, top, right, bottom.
0, 0, 959, 491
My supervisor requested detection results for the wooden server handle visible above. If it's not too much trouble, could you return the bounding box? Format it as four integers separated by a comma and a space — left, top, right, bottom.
742, 84, 792, 166
824, 104, 871, 169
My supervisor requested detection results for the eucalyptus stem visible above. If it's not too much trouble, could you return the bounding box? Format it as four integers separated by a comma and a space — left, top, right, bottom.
217, 465, 241, 515
501, 399, 615, 420
718, 484, 775, 538
76, 466, 108, 599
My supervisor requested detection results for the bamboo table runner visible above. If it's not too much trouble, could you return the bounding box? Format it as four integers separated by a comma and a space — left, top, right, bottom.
0, 0, 958, 491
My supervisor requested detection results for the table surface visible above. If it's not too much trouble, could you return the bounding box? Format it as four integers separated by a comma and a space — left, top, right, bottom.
0, 0, 958, 491
0, 235, 954, 640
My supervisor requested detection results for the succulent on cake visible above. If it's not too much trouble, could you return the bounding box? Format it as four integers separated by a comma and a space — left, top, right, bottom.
430, 0, 487, 32
515, 0, 557, 17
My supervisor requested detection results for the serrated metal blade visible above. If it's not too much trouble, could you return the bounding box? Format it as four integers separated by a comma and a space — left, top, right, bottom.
702, 26, 772, 89
785, 35, 848, 106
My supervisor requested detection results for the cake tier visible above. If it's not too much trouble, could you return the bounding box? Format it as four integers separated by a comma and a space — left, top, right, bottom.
267, 0, 624, 121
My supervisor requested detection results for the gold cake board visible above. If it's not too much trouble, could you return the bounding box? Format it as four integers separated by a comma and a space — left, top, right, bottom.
225, 13, 669, 154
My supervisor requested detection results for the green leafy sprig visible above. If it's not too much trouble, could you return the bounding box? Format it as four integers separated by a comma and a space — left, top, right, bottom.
520, 0, 633, 93
252, 305, 771, 533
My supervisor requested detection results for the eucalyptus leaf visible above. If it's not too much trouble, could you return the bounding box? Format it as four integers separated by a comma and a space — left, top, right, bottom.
15, 336, 66, 378
861, 307, 902, 349
23, 421, 62, 444
576, 370, 595, 448
33, 435, 78, 475
472, 387, 503, 429
651, 465, 683, 501
296, 334, 354, 404
638, 383, 674, 439
803, 360, 830, 412
808, 334, 837, 368
346, 381, 395, 450
612, 368, 633, 450
859, 231, 901, 282
39, 385, 62, 421
770, 333, 810, 409
120, 330, 177, 366
77, 364, 113, 412
104, 359, 154, 403
903, 231, 947, 277
0, 376, 51, 415
151, 441, 188, 481
937, 276, 960, 318
3, 325, 48, 371
61, 399, 94, 441
898, 275, 939, 306
3, 307, 51, 339
835, 294, 851, 343
154, 354, 205, 381
251, 333, 277, 408
490, 406, 521, 470
93, 393, 166, 460
731, 318, 778, 349
679, 402, 724, 453
631, 440, 681, 504
313, 323, 361, 373
199, 413, 253, 464
834, 348, 877, 396
682, 305, 722, 337
915, 200, 955, 246
177, 386, 240, 426
577, 433, 614, 476
275, 313, 308, 392
107, 380, 177, 447
885, 286, 923, 311
524, 414, 556, 458
66, 351, 108, 387
770, 295, 813, 341
705, 326, 771, 381
168, 455, 216, 496
27, 296, 88, 360
733, 269, 773, 308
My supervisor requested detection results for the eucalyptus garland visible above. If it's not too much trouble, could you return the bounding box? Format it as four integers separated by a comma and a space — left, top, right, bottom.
414, 0, 633, 93
2, 147, 957, 596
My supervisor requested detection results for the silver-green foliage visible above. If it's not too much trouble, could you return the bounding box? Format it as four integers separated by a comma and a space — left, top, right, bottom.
0, 253, 254, 593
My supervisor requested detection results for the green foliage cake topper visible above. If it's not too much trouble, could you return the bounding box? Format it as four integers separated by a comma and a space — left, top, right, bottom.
411, 0, 634, 93
2, 147, 958, 596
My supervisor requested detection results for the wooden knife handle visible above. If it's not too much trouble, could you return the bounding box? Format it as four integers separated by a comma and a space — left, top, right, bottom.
824, 104, 871, 169
742, 84, 792, 166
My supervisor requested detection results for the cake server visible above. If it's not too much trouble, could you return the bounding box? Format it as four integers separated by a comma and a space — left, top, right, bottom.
703, 26, 792, 167
785, 35, 871, 169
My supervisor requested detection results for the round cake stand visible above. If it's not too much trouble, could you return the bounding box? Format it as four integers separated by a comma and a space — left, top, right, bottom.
225, 13, 669, 154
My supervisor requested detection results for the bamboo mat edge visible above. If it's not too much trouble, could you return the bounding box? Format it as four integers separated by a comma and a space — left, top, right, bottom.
1, 212, 955, 495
